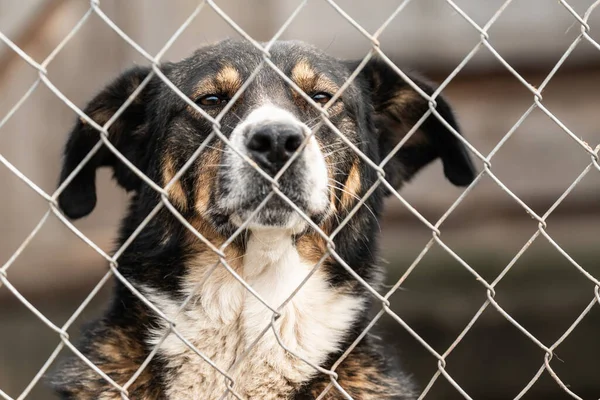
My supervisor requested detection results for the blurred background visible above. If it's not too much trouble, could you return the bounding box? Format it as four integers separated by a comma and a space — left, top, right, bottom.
1, 0, 599, 399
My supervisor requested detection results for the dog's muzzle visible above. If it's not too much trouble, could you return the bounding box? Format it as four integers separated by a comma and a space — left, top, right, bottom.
217, 104, 329, 231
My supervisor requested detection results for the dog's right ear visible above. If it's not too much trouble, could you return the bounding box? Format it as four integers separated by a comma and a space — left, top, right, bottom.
58, 66, 155, 220
350, 57, 476, 191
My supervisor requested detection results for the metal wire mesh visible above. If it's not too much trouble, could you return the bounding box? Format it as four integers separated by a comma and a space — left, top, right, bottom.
1, 0, 600, 399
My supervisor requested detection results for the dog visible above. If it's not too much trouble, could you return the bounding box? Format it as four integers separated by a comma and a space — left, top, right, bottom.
50, 39, 475, 399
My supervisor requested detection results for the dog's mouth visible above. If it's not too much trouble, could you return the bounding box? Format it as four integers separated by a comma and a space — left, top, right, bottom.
220, 172, 329, 232
231, 202, 304, 231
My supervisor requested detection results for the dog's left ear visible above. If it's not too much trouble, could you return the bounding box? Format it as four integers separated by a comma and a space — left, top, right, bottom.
57, 66, 155, 220
353, 57, 476, 192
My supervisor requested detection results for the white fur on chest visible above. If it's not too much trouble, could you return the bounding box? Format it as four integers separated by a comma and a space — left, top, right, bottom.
143, 230, 364, 400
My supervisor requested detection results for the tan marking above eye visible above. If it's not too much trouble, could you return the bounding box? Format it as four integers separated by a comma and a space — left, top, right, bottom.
215, 65, 242, 94
192, 79, 218, 101
291, 59, 340, 98
291, 59, 317, 91
191, 65, 242, 104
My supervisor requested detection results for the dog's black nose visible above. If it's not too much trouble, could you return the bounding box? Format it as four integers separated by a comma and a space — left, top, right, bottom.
246, 124, 304, 173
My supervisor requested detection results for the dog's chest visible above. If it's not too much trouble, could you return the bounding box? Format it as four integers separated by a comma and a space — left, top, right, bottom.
144, 232, 364, 400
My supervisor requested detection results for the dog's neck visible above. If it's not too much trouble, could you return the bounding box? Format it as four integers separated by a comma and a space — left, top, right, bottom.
141, 228, 364, 399
244, 228, 299, 278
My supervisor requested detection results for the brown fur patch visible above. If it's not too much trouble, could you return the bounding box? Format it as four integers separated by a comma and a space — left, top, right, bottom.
185, 239, 245, 295
328, 183, 338, 216
186, 215, 226, 248
53, 324, 163, 399
191, 79, 218, 104
162, 154, 188, 208
187, 64, 243, 116
296, 232, 329, 266
306, 346, 411, 399
80, 107, 114, 127
215, 65, 242, 94
296, 214, 334, 267
387, 91, 430, 147
192, 64, 242, 100
340, 161, 361, 210
195, 144, 222, 215
185, 214, 244, 272
392, 89, 421, 110
291, 59, 340, 98
291, 59, 317, 92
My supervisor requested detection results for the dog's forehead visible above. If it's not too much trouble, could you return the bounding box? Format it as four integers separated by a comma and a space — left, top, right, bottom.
176, 39, 344, 80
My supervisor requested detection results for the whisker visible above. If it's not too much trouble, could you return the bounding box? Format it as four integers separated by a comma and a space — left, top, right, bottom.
326, 161, 349, 167
321, 140, 368, 152
324, 189, 344, 226
228, 110, 244, 123
306, 117, 322, 125
319, 142, 344, 151
328, 179, 372, 203
326, 167, 348, 177
324, 149, 348, 158
202, 145, 226, 153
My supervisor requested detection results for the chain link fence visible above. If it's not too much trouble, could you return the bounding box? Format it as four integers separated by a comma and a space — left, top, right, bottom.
1, 0, 600, 399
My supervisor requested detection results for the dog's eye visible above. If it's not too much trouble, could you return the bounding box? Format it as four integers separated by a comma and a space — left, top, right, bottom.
197, 94, 229, 107
311, 92, 332, 105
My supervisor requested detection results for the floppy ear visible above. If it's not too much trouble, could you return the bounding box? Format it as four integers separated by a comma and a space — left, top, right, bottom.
356, 58, 476, 192
58, 66, 154, 219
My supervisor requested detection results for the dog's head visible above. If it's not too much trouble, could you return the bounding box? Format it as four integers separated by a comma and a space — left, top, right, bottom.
58, 39, 475, 236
